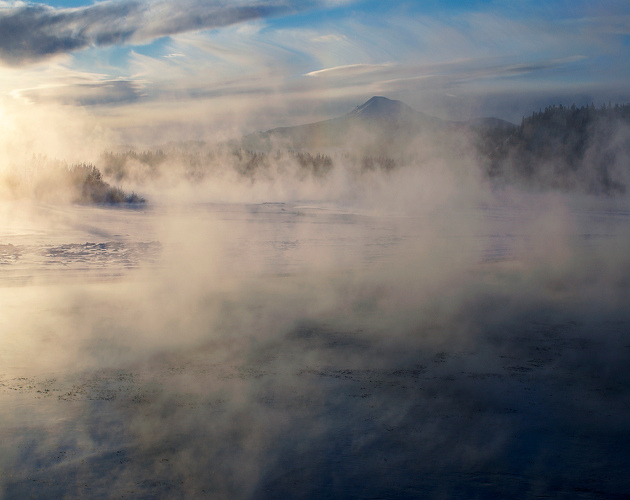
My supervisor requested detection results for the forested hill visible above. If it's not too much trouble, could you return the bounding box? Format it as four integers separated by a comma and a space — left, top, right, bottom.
92, 99, 630, 200
482, 103, 630, 195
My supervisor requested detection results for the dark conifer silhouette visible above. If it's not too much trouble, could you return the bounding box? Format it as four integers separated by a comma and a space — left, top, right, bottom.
482, 102, 630, 194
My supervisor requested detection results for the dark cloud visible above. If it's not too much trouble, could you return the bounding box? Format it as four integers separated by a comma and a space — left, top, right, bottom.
0, 0, 295, 66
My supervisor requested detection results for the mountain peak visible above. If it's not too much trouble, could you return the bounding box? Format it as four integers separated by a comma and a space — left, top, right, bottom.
349, 96, 412, 119
346, 96, 437, 127
244, 96, 446, 151
360, 96, 397, 107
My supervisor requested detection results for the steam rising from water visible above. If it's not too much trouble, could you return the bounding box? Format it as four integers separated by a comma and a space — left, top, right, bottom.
1, 101, 630, 498
2, 194, 630, 498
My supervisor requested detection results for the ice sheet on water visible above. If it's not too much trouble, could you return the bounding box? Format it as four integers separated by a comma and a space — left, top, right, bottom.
0, 240, 161, 285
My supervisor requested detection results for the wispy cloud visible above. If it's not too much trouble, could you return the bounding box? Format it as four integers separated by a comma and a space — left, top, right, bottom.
12, 77, 146, 106
0, 0, 304, 66
305, 62, 395, 78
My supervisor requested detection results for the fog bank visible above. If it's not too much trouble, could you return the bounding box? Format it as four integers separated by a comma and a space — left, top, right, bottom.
1, 96, 630, 498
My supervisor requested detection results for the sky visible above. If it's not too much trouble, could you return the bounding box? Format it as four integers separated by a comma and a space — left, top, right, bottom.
0, 0, 629, 144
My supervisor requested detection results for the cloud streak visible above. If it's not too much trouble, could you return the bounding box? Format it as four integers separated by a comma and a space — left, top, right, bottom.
0, 0, 299, 66
12, 78, 146, 105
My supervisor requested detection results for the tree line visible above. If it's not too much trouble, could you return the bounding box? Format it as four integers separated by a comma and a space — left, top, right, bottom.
481, 102, 630, 195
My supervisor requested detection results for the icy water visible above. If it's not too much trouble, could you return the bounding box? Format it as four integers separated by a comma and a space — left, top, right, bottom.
1, 198, 630, 499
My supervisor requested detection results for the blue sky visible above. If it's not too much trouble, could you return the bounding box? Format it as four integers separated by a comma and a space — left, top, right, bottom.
1, 0, 629, 141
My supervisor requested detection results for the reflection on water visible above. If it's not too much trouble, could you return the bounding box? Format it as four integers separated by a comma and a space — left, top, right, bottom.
1, 199, 630, 498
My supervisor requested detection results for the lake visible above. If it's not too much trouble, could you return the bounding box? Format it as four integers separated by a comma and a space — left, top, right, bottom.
1, 196, 630, 498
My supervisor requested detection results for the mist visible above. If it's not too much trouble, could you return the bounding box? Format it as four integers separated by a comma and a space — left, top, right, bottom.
1, 95, 630, 499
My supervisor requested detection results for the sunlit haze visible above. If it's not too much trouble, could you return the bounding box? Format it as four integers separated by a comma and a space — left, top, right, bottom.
1, 1, 630, 499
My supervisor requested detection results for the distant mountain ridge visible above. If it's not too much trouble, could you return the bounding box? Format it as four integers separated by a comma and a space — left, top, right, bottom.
243, 96, 513, 153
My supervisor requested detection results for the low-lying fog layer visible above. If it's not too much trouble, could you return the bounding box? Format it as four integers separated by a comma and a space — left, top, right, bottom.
1, 190, 630, 498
